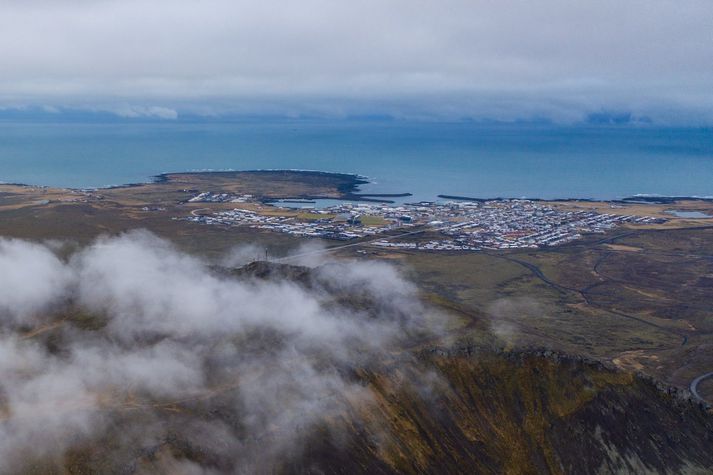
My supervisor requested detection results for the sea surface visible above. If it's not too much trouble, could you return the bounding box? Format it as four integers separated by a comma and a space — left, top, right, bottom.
0, 120, 711, 202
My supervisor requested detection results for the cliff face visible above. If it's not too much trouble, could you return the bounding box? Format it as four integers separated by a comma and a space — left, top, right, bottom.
15, 261, 713, 474
36, 351, 713, 475
142, 265, 713, 474
287, 353, 713, 475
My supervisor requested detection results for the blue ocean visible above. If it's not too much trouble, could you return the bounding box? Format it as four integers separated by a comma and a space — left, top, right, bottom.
0, 120, 711, 201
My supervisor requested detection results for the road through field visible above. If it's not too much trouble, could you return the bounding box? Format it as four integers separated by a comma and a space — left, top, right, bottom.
690, 372, 713, 406
276, 227, 427, 263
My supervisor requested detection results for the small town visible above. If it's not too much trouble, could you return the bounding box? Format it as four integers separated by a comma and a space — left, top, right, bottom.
181, 192, 664, 251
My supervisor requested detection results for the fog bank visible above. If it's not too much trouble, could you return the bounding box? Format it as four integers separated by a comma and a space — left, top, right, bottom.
0, 231, 437, 472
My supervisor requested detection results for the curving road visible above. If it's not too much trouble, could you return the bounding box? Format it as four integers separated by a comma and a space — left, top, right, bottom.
486, 252, 685, 342
190, 207, 212, 216
689, 372, 713, 406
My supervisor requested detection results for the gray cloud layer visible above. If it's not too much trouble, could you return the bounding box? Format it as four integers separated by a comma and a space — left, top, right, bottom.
0, 0, 711, 122
0, 231, 438, 472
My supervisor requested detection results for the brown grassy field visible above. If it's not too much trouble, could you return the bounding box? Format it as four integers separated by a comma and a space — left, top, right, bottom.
1, 171, 711, 397
345, 225, 713, 396
1, 173, 713, 473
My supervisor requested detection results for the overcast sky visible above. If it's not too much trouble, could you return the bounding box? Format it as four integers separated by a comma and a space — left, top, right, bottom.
0, 0, 711, 122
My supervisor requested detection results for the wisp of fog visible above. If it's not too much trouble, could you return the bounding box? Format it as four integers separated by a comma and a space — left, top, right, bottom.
0, 231, 437, 472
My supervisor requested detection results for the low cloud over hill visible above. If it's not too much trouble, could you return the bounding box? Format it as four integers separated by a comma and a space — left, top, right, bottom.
0, 232, 711, 473
0, 231, 437, 471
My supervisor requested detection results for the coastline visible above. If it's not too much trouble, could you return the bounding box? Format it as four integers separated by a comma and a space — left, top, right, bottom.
2, 169, 713, 205
437, 193, 713, 204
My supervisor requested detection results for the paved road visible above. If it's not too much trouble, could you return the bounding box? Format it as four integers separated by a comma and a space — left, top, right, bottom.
276, 227, 427, 263
487, 252, 684, 341
690, 371, 713, 405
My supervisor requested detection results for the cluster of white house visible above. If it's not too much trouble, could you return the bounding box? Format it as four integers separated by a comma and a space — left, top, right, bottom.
182, 196, 664, 251
184, 207, 390, 240
187, 192, 254, 203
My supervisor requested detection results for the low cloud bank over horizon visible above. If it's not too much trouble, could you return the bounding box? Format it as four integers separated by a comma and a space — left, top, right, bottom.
0, 231, 440, 471
0, 0, 711, 123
